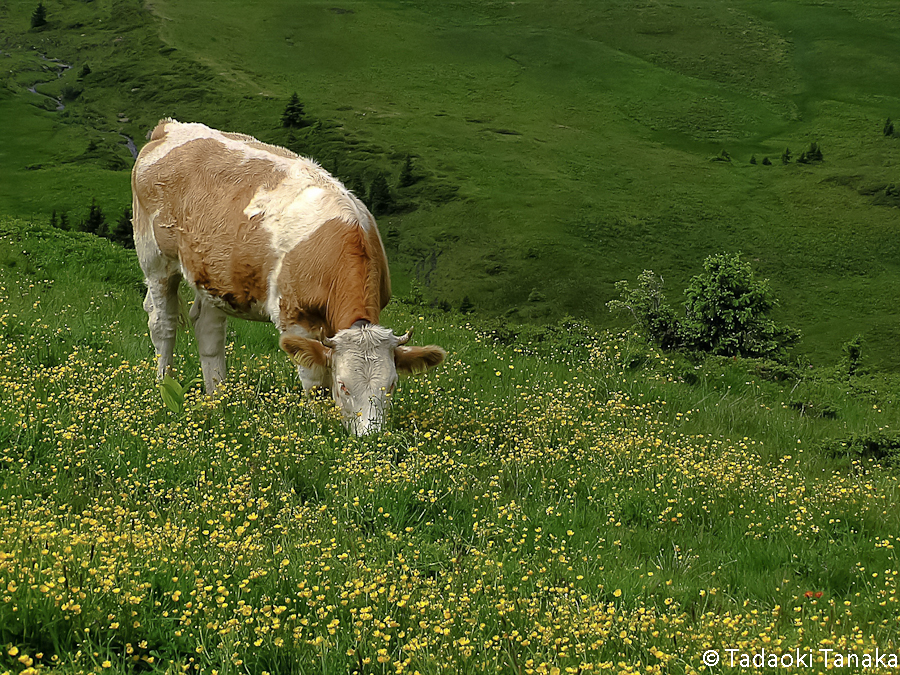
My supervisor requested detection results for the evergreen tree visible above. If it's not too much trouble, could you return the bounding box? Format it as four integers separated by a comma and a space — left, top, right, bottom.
346, 173, 366, 199
367, 172, 394, 216
809, 141, 823, 162
30, 2, 47, 28
109, 207, 134, 248
781, 147, 792, 164
49, 210, 58, 228
682, 252, 799, 360
59, 212, 69, 230
762, 157, 772, 166
80, 198, 106, 235
459, 295, 475, 314
884, 118, 894, 137
78, 64, 91, 79
398, 154, 416, 187
281, 93, 308, 128
749, 155, 757, 165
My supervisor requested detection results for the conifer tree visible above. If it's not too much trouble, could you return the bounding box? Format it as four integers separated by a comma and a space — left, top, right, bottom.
367, 172, 394, 216
884, 118, 894, 137
81, 198, 106, 235
808, 141, 823, 162
281, 93, 308, 128
30, 2, 47, 29
781, 147, 792, 165
109, 207, 134, 248
398, 155, 416, 187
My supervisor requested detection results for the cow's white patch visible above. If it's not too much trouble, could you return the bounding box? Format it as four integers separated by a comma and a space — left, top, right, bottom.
244, 164, 372, 328
141, 120, 297, 171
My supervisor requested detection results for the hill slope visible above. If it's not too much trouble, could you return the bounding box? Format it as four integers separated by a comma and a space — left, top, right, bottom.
1, 0, 900, 368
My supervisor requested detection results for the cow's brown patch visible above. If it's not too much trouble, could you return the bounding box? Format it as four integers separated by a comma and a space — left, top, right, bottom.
277, 218, 390, 336
133, 136, 282, 316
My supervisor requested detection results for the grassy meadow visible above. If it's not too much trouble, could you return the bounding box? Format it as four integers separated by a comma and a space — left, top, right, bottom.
1, 219, 900, 673
2, 0, 900, 672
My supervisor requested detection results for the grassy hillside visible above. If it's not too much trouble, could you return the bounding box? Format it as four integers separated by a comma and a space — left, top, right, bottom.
2, 216, 900, 672
1, 0, 900, 371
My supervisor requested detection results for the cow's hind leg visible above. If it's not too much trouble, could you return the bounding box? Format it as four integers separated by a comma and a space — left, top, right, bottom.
143, 275, 181, 380
190, 296, 228, 394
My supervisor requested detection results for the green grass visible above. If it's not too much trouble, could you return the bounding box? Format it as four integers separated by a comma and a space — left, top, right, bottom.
1, 216, 900, 673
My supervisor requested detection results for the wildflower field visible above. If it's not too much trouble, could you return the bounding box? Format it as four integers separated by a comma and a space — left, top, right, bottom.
1, 216, 899, 674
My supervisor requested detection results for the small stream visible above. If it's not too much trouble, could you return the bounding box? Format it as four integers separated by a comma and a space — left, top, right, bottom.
27, 53, 139, 160
27, 55, 70, 111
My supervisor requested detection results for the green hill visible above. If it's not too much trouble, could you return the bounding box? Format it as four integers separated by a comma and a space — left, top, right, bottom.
2, 0, 900, 373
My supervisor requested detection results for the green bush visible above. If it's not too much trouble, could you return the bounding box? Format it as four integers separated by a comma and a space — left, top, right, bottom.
610, 253, 799, 361
821, 430, 900, 464
607, 270, 681, 349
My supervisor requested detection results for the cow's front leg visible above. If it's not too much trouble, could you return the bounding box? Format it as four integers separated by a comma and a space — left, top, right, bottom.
191, 296, 228, 394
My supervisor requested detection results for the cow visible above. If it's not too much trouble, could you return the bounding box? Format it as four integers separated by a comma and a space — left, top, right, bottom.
131, 118, 445, 435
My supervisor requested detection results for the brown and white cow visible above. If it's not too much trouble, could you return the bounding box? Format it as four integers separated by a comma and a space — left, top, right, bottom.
132, 118, 445, 435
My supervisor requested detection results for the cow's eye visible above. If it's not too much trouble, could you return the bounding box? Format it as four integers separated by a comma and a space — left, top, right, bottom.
340, 382, 350, 395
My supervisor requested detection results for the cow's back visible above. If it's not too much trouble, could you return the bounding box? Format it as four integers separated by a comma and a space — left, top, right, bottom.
132, 119, 390, 329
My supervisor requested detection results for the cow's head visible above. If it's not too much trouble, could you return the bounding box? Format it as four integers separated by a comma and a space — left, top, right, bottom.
280, 323, 445, 435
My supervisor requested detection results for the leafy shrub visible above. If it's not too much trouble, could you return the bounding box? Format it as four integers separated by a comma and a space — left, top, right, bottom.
787, 400, 838, 419
59, 84, 82, 102
607, 270, 681, 350
821, 431, 900, 465
750, 358, 799, 382
610, 253, 799, 362
841, 334, 866, 377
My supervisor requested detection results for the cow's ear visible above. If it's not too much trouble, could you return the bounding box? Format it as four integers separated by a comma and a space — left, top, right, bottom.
280, 334, 331, 368
395, 345, 446, 375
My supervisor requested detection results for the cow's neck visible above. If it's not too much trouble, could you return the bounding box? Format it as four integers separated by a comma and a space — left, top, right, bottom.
327, 305, 380, 336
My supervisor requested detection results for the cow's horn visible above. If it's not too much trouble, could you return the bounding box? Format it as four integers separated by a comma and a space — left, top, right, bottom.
397, 326, 414, 345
